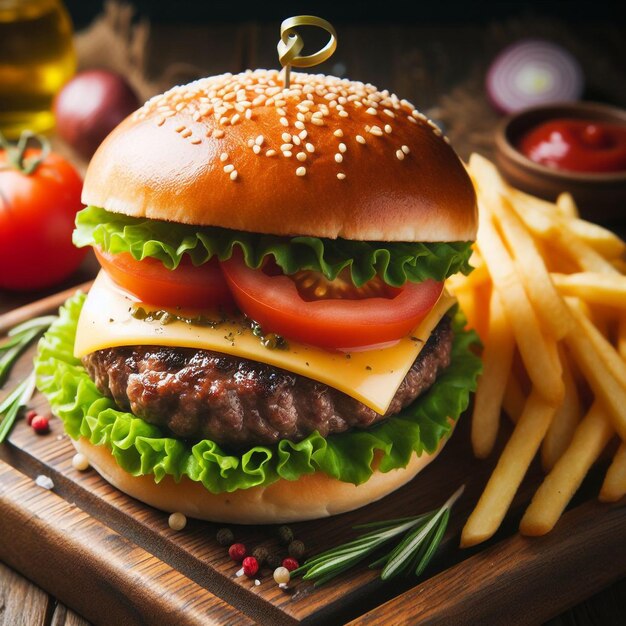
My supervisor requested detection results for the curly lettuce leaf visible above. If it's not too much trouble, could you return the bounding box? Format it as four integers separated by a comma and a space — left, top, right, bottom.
35, 293, 481, 494
74, 206, 473, 288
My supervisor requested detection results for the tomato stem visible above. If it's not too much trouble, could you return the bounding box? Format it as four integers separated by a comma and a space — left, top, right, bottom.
0, 130, 50, 175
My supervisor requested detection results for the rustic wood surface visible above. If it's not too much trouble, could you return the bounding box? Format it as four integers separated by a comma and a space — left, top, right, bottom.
1, 9, 626, 626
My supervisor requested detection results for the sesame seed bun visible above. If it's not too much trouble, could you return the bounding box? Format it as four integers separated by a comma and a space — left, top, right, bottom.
72, 434, 450, 524
82, 69, 477, 242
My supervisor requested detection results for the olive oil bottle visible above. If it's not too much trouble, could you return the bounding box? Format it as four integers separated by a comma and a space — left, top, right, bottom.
0, 0, 76, 138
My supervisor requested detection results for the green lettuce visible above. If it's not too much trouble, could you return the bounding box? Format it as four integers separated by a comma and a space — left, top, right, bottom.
74, 206, 473, 288
35, 293, 481, 493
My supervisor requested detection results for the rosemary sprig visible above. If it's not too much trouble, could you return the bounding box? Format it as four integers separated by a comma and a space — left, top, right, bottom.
0, 315, 57, 442
293, 485, 465, 586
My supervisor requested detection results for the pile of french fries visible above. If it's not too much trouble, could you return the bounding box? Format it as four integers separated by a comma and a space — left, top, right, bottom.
449, 154, 626, 547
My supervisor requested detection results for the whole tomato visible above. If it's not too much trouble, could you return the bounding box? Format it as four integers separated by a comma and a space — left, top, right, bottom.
0, 132, 86, 291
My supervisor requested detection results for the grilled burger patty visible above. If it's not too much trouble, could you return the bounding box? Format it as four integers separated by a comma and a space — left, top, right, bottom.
81, 317, 453, 449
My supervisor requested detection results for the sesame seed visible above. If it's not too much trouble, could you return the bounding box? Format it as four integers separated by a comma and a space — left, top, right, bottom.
281, 143, 293, 151
175, 124, 186, 132
252, 144, 261, 154
333, 129, 344, 137
299, 129, 308, 139
296, 113, 306, 122
384, 109, 395, 118
335, 153, 343, 163
337, 172, 346, 180
296, 167, 306, 176
295, 120, 305, 130
396, 150, 405, 160
281, 132, 291, 142
245, 109, 252, 119
305, 143, 315, 153
280, 117, 289, 127
276, 107, 286, 116
231, 113, 240, 124
292, 135, 301, 146
266, 149, 277, 156
230, 170, 238, 180
401, 145, 410, 154
219, 116, 228, 125
247, 138, 255, 147
384, 124, 392, 133
156, 117, 165, 126
283, 151, 293, 157
296, 152, 307, 161
311, 118, 324, 126
312, 111, 323, 119
190, 138, 201, 144
369, 126, 383, 136
181, 129, 192, 138
408, 116, 417, 124
338, 111, 349, 118
255, 135, 264, 146
338, 143, 347, 153
224, 164, 235, 173
356, 135, 366, 144
220, 152, 229, 162
213, 129, 225, 138
366, 107, 378, 115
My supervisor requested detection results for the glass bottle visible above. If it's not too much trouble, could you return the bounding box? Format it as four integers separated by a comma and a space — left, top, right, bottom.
0, 0, 76, 138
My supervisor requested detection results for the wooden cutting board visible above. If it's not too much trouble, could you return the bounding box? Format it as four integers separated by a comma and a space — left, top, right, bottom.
0, 286, 625, 625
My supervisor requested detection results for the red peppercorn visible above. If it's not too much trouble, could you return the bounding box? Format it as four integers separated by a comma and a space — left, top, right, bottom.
228, 543, 247, 562
31, 414, 50, 434
282, 557, 299, 572
242, 556, 259, 577
25, 410, 38, 425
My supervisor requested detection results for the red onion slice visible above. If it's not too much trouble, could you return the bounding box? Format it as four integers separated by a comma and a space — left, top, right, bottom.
486, 39, 584, 114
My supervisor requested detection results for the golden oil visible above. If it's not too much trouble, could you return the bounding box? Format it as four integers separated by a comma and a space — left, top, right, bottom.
0, 0, 76, 138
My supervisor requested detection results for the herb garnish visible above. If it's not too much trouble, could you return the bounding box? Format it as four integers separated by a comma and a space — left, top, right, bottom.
0, 315, 57, 442
292, 485, 464, 586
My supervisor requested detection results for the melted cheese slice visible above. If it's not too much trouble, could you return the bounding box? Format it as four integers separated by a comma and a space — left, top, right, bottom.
75, 272, 456, 414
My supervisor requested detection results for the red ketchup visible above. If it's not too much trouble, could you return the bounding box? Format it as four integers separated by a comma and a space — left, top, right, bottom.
518, 119, 626, 173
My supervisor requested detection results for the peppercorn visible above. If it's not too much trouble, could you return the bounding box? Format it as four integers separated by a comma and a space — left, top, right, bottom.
266, 552, 282, 570
251, 546, 269, 566
31, 414, 50, 434
228, 543, 247, 562
277, 525, 294, 545
168, 512, 187, 531
242, 556, 259, 577
288, 539, 306, 560
216, 527, 234, 546
282, 557, 299, 572
273, 566, 290, 585
25, 409, 37, 425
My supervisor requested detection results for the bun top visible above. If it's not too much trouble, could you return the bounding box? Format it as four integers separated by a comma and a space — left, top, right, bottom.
83, 69, 477, 242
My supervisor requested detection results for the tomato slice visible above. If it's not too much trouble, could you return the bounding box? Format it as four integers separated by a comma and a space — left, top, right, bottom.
95, 248, 233, 309
220, 252, 444, 349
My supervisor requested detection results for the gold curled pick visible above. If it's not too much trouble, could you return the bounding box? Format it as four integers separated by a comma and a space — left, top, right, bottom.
277, 16, 338, 88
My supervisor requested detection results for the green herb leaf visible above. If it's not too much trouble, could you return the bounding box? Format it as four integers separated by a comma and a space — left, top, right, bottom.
0, 372, 36, 442
293, 485, 465, 586
74, 205, 473, 287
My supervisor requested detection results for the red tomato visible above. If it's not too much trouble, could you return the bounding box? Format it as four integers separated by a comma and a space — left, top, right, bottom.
220, 252, 443, 349
0, 145, 86, 290
95, 248, 233, 309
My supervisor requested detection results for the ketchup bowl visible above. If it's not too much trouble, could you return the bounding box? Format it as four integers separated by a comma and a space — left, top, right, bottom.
495, 102, 626, 223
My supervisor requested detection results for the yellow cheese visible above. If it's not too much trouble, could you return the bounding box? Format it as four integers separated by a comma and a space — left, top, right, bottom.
75, 272, 456, 414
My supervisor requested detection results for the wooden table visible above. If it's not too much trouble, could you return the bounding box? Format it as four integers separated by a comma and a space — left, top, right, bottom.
2, 9, 625, 625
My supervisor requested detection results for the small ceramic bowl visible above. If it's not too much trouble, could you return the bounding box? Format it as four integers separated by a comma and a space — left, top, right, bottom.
494, 102, 626, 223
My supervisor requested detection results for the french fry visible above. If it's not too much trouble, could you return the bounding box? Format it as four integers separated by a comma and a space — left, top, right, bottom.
489, 196, 572, 339
520, 402, 614, 536
552, 272, 626, 308
461, 389, 557, 547
556, 192, 578, 218
541, 347, 581, 472
619, 316, 626, 358
502, 373, 525, 424
547, 227, 618, 274
564, 300, 626, 442
567, 220, 626, 259
471, 291, 514, 458
477, 211, 563, 405
599, 442, 626, 502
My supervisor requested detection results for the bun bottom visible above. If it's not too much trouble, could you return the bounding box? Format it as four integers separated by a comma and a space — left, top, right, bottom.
73, 435, 449, 523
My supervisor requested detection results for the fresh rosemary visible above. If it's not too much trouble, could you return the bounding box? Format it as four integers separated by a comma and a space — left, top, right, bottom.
0, 315, 57, 442
292, 485, 465, 586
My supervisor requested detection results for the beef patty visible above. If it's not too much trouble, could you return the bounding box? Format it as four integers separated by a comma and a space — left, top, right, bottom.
81, 316, 453, 449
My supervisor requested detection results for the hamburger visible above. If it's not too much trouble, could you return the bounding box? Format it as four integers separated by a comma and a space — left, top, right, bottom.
35, 69, 480, 523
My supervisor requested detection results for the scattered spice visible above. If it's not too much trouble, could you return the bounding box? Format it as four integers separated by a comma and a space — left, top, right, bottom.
273, 566, 290, 586
35, 475, 54, 490
71, 452, 90, 471
131, 305, 223, 329
242, 556, 259, 577
168, 512, 187, 531
266, 552, 283, 570
31, 414, 50, 434
288, 540, 306, 560
216, 527, 235, 546
282, 557, 299, 572
277, 525, 294, 545
229, 543, 247, 562
252, 546, 269, 566
25, 409, 37, 425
